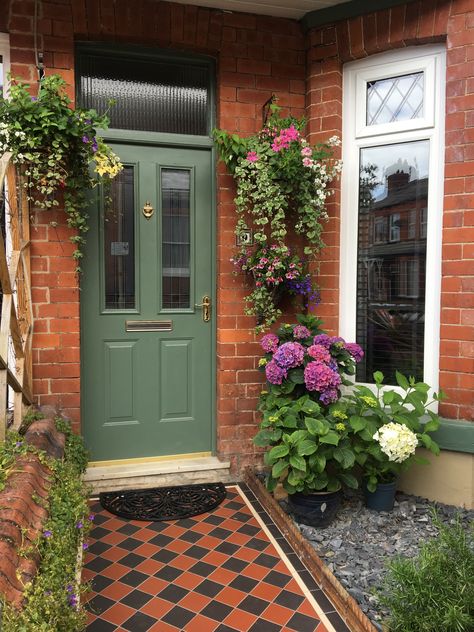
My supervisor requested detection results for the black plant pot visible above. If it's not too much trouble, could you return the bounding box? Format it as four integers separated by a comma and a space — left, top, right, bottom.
288, 490, 342, 528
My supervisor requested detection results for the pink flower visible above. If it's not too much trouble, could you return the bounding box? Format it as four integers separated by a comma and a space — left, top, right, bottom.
293, 325, 311, 340
301, 146, 312, 157
261, 333, 279, 353
274, 342, 305, 369
304, 361, 341, 392
265, 360, 287, 385
308, 344, 331, 363
246, 151, 259, 162
344, 342, 364, 362
302, 157, 314, 167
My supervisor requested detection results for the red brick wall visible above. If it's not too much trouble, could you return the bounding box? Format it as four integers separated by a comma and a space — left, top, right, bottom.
5, 0, 473, 468
6, 0, 306, 469
306, 0, 474, 421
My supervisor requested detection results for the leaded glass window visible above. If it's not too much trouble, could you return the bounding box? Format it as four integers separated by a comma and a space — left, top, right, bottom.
367, 72, 424, 126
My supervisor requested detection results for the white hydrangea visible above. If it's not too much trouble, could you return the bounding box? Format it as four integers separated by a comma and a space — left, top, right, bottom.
373, 422, 418, 463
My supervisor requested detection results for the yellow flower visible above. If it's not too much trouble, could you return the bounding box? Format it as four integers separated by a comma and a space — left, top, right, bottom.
258, 358, 268, 367
260, 390, 268, 395
333, 410, 347, 420
335, 422, 346, 432
268, 416, 278, 423
360, 396, 377, 407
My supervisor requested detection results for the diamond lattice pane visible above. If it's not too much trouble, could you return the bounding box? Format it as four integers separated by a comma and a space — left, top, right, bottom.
367, 72, 424, 126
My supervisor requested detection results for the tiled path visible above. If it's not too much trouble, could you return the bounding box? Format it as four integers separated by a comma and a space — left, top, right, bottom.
83, 483, 350, 632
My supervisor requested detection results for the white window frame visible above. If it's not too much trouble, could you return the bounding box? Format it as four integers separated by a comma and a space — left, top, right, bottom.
340, 45, 446, 397
0, 33, 10, 98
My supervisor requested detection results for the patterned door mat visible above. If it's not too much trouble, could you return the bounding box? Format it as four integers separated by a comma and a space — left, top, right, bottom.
99, 483, 226, 521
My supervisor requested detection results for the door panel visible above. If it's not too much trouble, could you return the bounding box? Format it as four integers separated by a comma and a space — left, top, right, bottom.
81, 144, 213, 461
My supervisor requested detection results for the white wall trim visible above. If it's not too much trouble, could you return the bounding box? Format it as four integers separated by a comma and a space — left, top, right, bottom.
340, 45, 446, 398
0, 32, 10, 98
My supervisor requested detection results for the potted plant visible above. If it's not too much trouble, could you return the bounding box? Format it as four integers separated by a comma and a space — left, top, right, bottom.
253, 315, 364, 526
214, 102, 341, 331
341, 371, 444, 511
0, 74, 122, 268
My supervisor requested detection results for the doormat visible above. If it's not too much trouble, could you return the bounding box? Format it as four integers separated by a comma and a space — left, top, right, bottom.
99, 482, 226, 521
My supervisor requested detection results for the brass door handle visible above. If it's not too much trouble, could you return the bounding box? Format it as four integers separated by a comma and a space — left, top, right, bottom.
143, 200, 154, 219
195, 295, 211, 322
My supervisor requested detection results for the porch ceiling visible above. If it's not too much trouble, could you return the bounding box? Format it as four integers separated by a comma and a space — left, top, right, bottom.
168, 0, 348, 20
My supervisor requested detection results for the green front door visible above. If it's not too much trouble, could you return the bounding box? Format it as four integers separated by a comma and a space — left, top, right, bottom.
81, 144, 214, 462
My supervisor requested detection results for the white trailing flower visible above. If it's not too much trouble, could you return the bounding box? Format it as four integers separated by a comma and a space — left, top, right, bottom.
373, 422, 418, 463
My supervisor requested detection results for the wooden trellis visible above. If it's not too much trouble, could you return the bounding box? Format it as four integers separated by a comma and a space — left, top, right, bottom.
0, 152, 33, 439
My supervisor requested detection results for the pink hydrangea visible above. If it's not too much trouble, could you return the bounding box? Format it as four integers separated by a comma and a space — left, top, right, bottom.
313, 334, 332, 348
246, 151, 259, 162
302, 157, 314, 167
273, 342, 305, 369
293, 325, 311, 340
301, 146, 312, 157
345, 342, 364, 363
261, 333, 279, 354
307, 344, 331, 363
265, 360, 287, 385
304, 361, 341, 392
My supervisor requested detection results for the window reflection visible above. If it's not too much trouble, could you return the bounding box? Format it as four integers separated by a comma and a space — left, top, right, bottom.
104, 167, 135, 309
356, 141, 429, 384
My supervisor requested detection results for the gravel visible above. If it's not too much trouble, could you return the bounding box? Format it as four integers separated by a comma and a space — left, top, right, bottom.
284, 490, 473, 628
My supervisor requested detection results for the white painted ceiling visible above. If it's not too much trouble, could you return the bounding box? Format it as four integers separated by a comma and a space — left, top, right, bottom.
169, 0, 348, 20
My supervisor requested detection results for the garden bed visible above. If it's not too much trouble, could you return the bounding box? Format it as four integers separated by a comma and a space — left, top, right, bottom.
290, 489, 473, 629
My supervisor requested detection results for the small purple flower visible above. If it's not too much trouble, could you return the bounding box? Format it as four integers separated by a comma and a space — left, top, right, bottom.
304, 362, 341, 392
344, 342, 364, 363
265, 360, 287, 385
15, 441, 23, 448
313, 334, 332, 349
293, 325, 311, 340
273, 342, 305, 369
31, 96, 37, 101
43, 530, 52, 538
68, 593, 78, 608
88, 514, 95, 522
76, 520, 83, 529
319, 389, 339, 405
261, 333, 279, 354
91, 137, 98, 152
307, 344, 331, 364
66, 584, 74, 593
82, 135, 89, 144
82, 542, 89, 551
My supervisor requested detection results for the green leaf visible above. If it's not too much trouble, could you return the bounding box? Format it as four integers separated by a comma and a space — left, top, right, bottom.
289, 454, 307, 472
419, 433, 440, 455
339, 471, 359, 489
272, 459, 289, 479
373, 371, 384, 384
423, 418, 440, 433
297, 440, 317, 456
305, 416, 327, 435
253, 429, 273, 447
302, 400, 320, 415
395, 371, 409, 391
333, 447, 355, 469
319, 431, 340, 446
383, 390, 395, 404
289, 368, 305, 384
309, 453, 326, 473
349, 415, 367, 432
268, 444, 289, 463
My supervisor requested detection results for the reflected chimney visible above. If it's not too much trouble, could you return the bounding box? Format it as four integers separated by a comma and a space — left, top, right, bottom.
387, 170, 410, 194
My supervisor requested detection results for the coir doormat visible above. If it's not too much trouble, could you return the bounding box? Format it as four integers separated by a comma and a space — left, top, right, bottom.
99, 482, 226, 521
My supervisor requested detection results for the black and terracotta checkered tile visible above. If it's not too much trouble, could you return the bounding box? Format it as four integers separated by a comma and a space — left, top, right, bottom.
83, 484, 350, 632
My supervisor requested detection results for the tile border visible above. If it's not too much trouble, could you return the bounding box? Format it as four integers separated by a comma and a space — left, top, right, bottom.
233, 484, 338, 632
243, 468, 378, 632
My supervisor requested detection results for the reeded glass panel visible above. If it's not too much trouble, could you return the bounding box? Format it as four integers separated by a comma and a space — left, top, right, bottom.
162, 169, 191, 309
367, 72, 424, 125
77, 53, 210, 135
104, 166, 135, 309
356, 140, 429, 384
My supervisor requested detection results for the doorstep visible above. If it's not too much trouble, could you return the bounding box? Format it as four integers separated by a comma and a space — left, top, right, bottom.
84, 456, 232, 494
